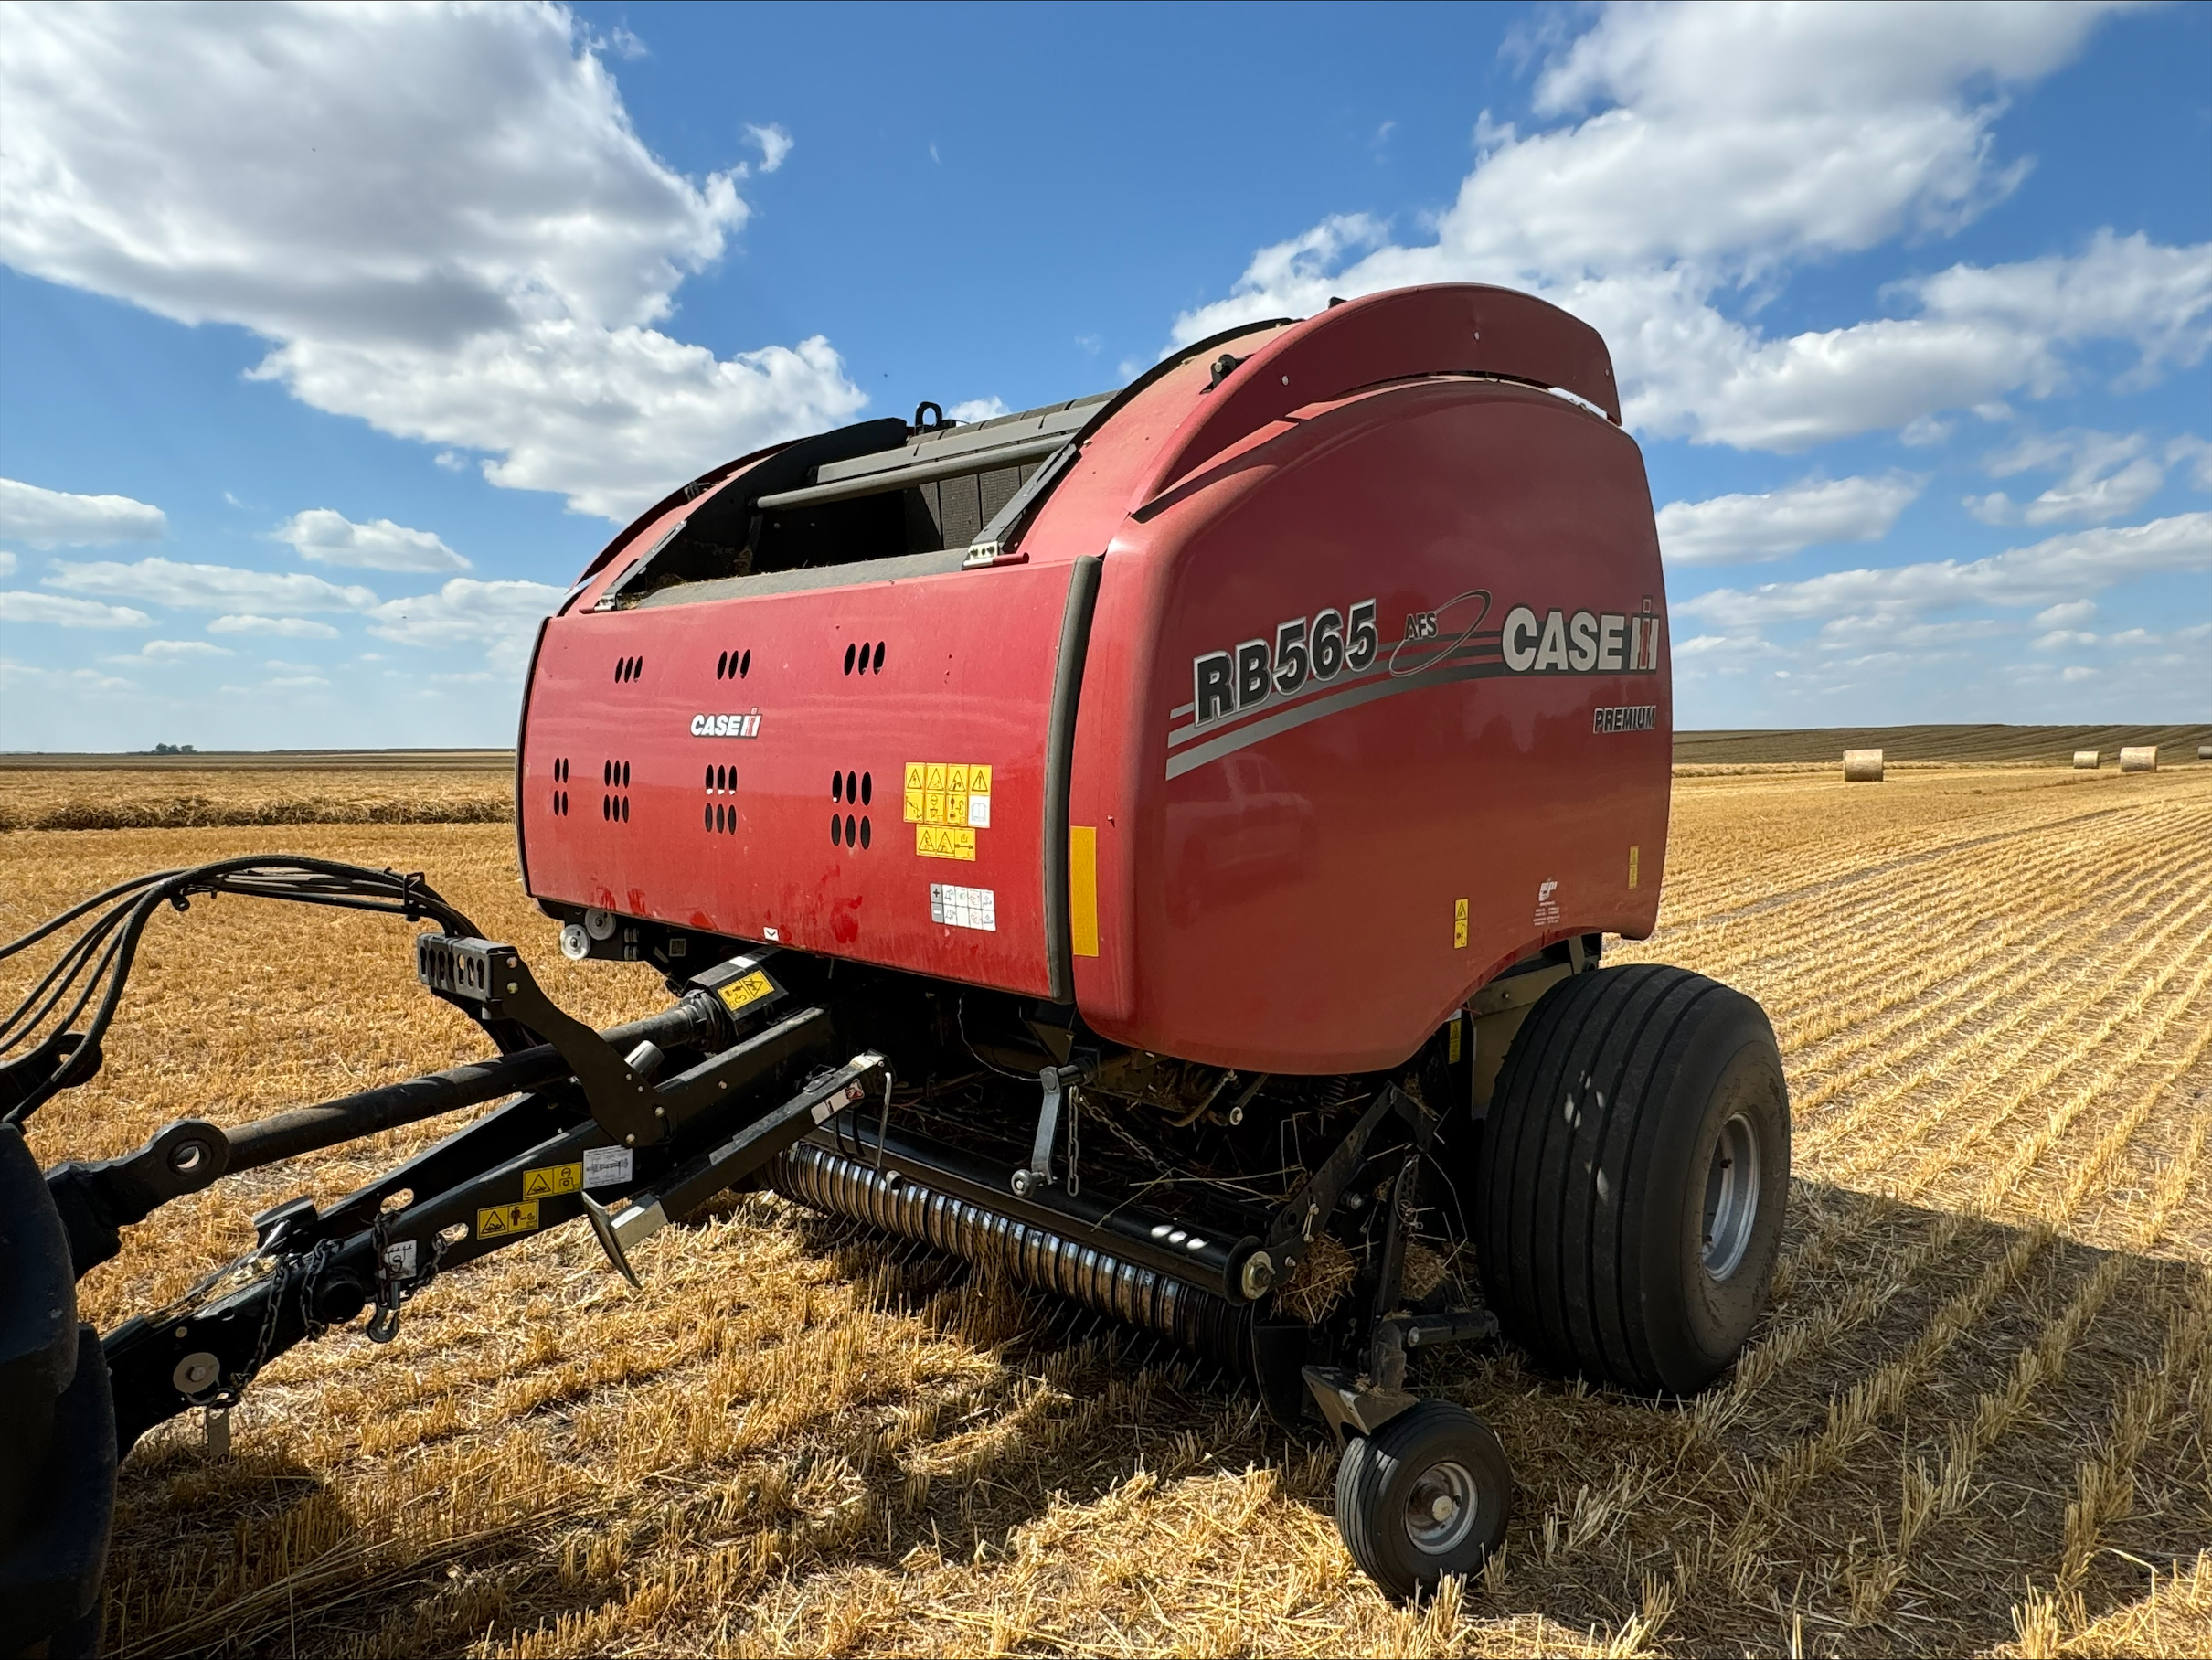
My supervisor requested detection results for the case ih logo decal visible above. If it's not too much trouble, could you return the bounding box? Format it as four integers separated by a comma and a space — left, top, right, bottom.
690, 712, 761, 739
1167, 591, 1661, 780
1500, 603, 1661, 674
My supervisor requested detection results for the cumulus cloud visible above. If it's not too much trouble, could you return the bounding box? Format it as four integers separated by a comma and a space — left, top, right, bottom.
1676, 512, 2212, 630
275, 508, 469, 572
367, 577, 565, 667
0, 551, 14, 578
746, 122, 793, 174
1657, 473, 1920, 566
46, 557, 376, 613
207, 613, 342, 639
1167, 5, 2207, 453
0, 591, 150, 627
0, 4, 866, 517
0, 476, 165, 547
947, 397, 1010, 423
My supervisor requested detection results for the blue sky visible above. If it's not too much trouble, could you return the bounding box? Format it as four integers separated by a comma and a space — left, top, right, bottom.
1, 0, 2206, 750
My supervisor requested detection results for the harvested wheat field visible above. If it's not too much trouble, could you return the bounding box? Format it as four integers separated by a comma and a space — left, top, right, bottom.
5, 761, 2209, 1658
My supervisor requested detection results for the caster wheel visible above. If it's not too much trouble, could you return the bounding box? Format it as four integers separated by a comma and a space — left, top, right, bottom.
1335, 1400, 1512, 1598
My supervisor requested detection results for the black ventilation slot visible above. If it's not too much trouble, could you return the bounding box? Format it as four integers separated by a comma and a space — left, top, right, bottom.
601, 757, 631, 824
702, 761, 739, 835
613, 654, 645, 684
550, 755, 570, 816
842, 640, 887, 676
829, 768, 874, 850
715, 647, 752, 680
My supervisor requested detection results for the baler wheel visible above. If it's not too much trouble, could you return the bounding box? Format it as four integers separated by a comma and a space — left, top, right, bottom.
1473, 964, 1789, 1396
1334, 1401, 1512, 1598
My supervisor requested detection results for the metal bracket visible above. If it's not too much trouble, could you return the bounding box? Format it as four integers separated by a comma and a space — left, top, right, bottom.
1262, 1083, 1430, 1279
417, 936, 669, 1146
962, 442, 1080, 569
1013, 1065, 1081, 1197
1302, 1364, 1419, 1445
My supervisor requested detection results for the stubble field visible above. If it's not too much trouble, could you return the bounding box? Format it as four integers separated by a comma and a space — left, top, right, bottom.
4, 759, 2209, 1658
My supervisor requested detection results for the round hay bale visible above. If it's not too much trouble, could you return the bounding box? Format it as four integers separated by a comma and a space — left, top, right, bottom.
2119, 746, 2157, 773
2198, 744, 2212, 761
2073, 750, 2100, 769
1842, 748, 1884, 782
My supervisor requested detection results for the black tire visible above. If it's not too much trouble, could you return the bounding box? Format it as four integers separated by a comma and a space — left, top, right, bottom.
1473, 964, 1788, 1396
1335, 1401, 1511, 1599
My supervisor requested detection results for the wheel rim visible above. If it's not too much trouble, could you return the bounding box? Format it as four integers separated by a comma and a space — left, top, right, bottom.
1701, 1111, 1760, 1281
1402, 1458, 1480, 1555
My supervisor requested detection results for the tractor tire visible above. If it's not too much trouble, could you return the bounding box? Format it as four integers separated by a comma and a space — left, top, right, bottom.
1334, 1401, 1511, 1598
1, 1125, 116, 1659
1473, 964, 1788, 1396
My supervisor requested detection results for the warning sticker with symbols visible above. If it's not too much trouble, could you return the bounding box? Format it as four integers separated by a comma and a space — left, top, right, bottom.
931, 882, 996, 931
522, 1161, 582, 1200
476, 1199, 541, 1238
903, 761, 992, 833
717, 969, 776, 1013
916, 825, 976, 860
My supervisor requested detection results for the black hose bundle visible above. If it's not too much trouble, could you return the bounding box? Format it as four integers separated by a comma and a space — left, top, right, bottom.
0, 857, 504, 1126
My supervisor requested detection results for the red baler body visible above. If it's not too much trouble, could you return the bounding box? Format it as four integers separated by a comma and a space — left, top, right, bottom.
518, 284, 1671, 1074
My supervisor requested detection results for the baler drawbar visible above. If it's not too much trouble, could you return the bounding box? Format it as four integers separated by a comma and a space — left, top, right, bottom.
3, 284, 1792, 1650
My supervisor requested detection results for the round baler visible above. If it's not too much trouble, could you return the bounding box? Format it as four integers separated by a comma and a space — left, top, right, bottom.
1, 284, 1788, 1634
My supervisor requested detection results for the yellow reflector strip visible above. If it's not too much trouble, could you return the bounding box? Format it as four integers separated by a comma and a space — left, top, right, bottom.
1069, 825, 1100, 958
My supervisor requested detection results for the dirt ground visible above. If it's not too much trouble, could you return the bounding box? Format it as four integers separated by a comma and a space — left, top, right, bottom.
4, 762, 2208, 1658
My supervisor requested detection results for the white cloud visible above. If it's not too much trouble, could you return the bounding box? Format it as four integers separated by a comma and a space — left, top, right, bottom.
2170, 435, 2212, 492
1677, 512, 2212, 630
0, 591, 150, 627
0, 4, 866, 517
1973, 429, 2172, 527
128, 638, 233, 660
1656, 473, 1920, 566
0, 550, 14, 577
0, 660, 136, 695
947, 398, 1009, 424
0, 476, 165, 547
367, 577, 564, 667
47, 557, 376, 613
2033, 599, 2097, 627
1166, 7, 2207, 453
207, 613, 342, 639
746, 122, 793, 174
275, 507, 469, 572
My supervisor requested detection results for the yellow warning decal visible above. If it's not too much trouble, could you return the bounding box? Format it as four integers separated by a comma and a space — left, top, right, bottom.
916, 825, 976, 860
1069, 825, 1099, 957
1448, 1015, 1464, 1064
717, 969, 776, 1013
522, 1162, 581, 1200
1452, 897, 1469, 950
476, 1199, 541, 1238
905, 763, 994, 836
1628, 845, 1641, 889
